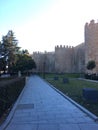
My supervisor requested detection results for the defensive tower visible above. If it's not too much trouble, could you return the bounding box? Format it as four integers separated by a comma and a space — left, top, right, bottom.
85, 20, 98, 73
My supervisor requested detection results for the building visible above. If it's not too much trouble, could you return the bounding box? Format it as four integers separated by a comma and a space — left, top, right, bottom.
33, 20, 98, 74
32, 44, 85, 73
85, 20, 98, 73
33, 51, 55, 73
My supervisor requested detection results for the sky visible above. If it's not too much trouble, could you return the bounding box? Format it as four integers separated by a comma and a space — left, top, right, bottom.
0, 0, 98, 53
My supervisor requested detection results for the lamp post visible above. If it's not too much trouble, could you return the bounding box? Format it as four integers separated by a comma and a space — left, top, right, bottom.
43, 61, 46, 79
43, 51, 47, 79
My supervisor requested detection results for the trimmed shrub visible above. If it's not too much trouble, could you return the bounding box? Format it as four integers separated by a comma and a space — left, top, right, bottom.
0, 77, 25, 118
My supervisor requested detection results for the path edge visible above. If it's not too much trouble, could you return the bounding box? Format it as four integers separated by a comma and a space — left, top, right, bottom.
42, 77, 98, 122
0, 77, 29, 130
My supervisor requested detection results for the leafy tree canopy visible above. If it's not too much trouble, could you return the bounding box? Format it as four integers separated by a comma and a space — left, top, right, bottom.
86, 60, 96, 70
0, 30, 20, 73
0, 30, 36, 74
11, 54, 36, 73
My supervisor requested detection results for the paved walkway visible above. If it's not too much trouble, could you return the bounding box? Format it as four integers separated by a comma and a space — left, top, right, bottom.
1, 75, 98, 130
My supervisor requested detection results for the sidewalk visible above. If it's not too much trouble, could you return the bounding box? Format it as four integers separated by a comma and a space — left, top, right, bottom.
1, 75, 98, 130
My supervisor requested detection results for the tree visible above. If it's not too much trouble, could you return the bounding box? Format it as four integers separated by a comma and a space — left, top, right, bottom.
0, 41, 2, 56
87, 60, 96, 71
0, 41, 7, 73
1, 30, 20, 73
11, 54, 36, 73
21, 49, 29, 55
0, 31, 36, 75
0, 58, 6, 73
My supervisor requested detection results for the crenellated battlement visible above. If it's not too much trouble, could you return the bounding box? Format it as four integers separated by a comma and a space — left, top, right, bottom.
33, 18, 95, 74
33, 51, 54, 55
85, 19, 98, 29
85, 19, 98, 73
55, 45, 74, 50
32, 19, 98, 73
32, 43, 85, 73
33, 51, 44, 55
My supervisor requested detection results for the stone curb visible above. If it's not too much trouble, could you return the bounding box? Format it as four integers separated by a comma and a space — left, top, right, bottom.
0, 77, 29, 130
42, 77, 98, 122
78, 78, 98, 83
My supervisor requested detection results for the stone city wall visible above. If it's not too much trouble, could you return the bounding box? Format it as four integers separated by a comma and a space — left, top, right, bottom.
85, 20, 98, 73
33, 44, 85, 73
33, 20, 98, 74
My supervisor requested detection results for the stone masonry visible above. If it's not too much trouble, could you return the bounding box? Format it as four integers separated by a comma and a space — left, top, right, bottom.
33, 51, 55, 73
33, 20, 98, 73
32, 44, 85, 73
85, 20, 98, 73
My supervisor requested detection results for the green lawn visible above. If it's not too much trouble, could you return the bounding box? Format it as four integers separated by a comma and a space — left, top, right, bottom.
44, 73, 98, 116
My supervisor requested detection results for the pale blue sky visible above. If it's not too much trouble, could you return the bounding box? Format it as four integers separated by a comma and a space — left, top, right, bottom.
0, 0, 98, 53
0, 0, 53, 24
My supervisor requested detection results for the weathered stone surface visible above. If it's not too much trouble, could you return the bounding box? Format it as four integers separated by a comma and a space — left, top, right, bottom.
85, 20, 98, 73
32, 20, 98, 74
32, 44, 85, 73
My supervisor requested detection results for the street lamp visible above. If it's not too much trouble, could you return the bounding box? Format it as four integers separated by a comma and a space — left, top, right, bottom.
43, 62, 46, 79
